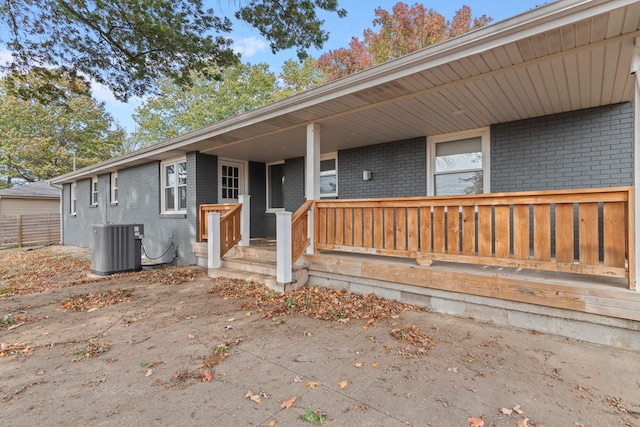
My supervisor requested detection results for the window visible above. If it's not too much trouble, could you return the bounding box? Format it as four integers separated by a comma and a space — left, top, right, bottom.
90, 176, 98, 206
110, 172, 118, 204
162, 158, 187, 213
267, 161, 285, 211
427, 128, 490, 196
320, 152, 337, 197
70, 182, 77, 215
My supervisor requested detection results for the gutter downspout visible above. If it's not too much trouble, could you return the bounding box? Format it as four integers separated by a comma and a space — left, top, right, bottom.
630, 36, 640, 291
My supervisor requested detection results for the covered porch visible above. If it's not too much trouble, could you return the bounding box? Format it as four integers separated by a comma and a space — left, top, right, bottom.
196, 185, 640, 318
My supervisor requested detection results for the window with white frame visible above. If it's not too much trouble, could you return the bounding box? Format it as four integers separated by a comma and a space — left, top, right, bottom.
320, 152, 337, 197
427, 128, 490, 196
70, 182, 77, 215
161, 158, 187, 213
266, 161, 285, 211
90, 176, 98, 206
110, 172, 118, 204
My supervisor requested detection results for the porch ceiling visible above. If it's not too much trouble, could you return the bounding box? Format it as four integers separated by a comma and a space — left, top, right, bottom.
202, 0, 640, 163
51, 0, 640, 183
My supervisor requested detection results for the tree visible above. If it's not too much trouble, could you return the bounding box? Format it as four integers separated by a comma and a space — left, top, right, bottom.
0, 71, 125, 186
132, 59, 325, 147
0, 0, 346, 102
317, 2, 491, 81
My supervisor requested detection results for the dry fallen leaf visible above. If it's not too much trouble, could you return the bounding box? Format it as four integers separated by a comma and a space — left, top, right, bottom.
354, 362, 363, 368
203, 371, 212, 382
500, 408, 513, 416
145, 369, 153, 377
245, 390, 254, 399
188, 334, 195, 339
517, 418, 529, 427
268, 420, 276, 427
339, 381, 348, 389
281, 396, 296, 409
250, 394, 262, 404
371, 362, 378, 367
513, 405, 524, 415
468, 417, 484, 427
307, 381, 320, 389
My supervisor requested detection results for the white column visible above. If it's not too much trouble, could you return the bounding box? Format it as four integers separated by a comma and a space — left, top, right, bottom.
632, 37, 640, 290
306, 123, 320, 254
306, 123, 321, 200
276, 211, 292, 284
207, 212, 221, 272
238, 194, 251, 247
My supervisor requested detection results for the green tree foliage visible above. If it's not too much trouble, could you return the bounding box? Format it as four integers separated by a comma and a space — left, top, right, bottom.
317, 2, 491, 81
132, 59, 324, 147
0, 71, 125, 186
0, 0, 346, 102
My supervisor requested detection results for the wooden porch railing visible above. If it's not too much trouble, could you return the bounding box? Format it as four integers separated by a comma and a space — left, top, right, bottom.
199, 203, 242, 257
199, 204, 238, 242
292, 200, 313, 264
314, 187, 635, 290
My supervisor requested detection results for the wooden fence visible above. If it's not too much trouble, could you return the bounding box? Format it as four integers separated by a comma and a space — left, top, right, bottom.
0, 213, 61, 249
314, 187, 635, 289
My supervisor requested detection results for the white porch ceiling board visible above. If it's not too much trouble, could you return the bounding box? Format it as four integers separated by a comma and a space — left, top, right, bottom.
328, 111, 408, 142
512, 67, 547, 116
560, 24, 578, 50
447, 58, 474, 80
575, 19, 592, 47
535, 60, 565, 114
490, 73, 528, 121
590, 46, 606, 107
531, 33, 551, 57
444, 83, 501, 125
428, 64, 460, 86
621, 4, 640, 33
562, 53, 582, 110
395, 74, 431, 92
355, 107, 422, 139
600, 43, 621, 105
605, 8, 627, 37
375, 101, 441, 136
422, 90, 483, 130
549, 57, 573, 112
468, 78, 521, 123
397, 97, 457, 135
610, 38, 635, 103
523, 63, 555, 116
590, 14, 608, 42
476, 50, 503, 72
543, 28, 563, 55
483, 75, 525, 121
576, 50, 592, 109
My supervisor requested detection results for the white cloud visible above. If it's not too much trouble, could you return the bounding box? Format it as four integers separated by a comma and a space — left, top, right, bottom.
232, 36, 268, 58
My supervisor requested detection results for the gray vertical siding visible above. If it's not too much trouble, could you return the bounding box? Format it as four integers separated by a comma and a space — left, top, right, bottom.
491, 102, 634, 192
338, 137, 427, 199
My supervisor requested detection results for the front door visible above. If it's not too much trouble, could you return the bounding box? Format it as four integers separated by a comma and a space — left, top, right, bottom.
219, 160, 246, 204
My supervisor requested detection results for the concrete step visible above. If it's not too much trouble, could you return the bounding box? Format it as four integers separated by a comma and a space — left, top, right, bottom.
233, 245, 277, 262
210, 258, 308, 293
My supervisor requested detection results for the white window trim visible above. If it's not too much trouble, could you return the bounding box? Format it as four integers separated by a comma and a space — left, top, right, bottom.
427, 127, 490, 196
70, 182, 77, 216
266, 160, 285, 213
110, 171, 118, 205
90, 176, 98, 206
320, 151, 338, 198
217, 158, 248, 204
161, 157, 187, 214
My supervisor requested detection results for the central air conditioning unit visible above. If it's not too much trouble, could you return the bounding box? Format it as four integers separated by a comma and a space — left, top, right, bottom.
91, 224, 144, 275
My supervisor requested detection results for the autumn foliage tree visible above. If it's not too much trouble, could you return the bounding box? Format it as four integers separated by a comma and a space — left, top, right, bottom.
317, 2, 491, 81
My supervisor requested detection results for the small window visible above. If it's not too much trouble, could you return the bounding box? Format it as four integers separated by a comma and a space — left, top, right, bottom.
70, 182, 77, 215
428, 128, 490, 196
161, 158, 187, 213
320, 152, 337, 198
267, 162, 285, 211
110, 172, 118, 204
90, 177, 98, 206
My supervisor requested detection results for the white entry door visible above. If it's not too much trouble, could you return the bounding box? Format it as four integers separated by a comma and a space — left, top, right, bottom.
219, 160, 246, 203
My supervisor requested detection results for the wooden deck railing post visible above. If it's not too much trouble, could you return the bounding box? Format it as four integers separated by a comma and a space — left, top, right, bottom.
207, 212, 222, 271
239, 195, 250, 247
276, 211, 293, 284
306, 206, 315, 254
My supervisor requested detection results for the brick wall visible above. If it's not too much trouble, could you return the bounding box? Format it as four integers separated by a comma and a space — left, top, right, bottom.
491, 102, 634, 192
338, 137, 427, 199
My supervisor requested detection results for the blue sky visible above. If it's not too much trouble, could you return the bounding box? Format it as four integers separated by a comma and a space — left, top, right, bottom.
35, 1, 550, 134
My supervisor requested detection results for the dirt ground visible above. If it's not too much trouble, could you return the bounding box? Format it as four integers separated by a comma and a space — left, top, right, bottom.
1, 246, 639, 427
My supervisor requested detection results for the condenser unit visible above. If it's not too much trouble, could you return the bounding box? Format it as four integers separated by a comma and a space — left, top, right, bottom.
91, 224, 144, 275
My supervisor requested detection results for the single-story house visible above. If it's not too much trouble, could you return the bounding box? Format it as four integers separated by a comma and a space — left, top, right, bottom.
52, 0, 640, 349
0, 180, 60, 216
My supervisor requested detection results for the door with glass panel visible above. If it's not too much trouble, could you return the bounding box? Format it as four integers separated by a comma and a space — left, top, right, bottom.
218, 160, 245, 204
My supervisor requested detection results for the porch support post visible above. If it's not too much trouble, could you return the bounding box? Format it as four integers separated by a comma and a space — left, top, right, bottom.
207, 212, 222, 272
306, 123, 320, 254
238, 194, 251, 247
631, 37, 640, 290
276, 211, 293, 284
